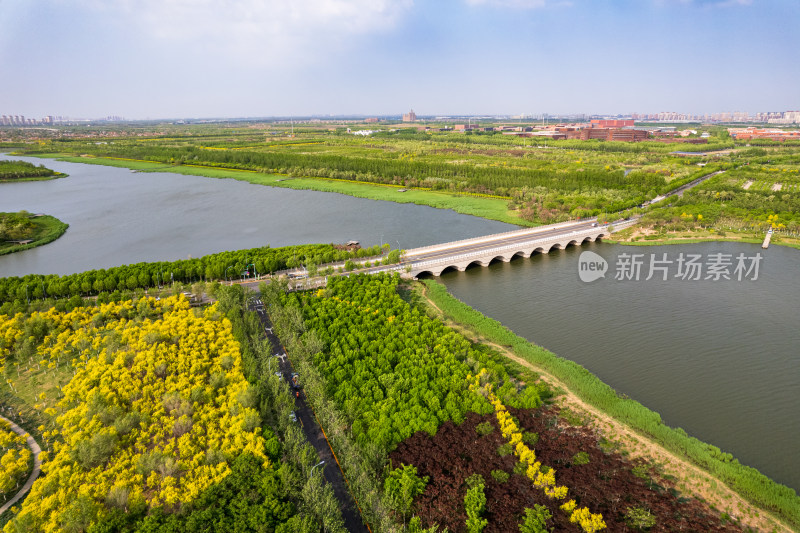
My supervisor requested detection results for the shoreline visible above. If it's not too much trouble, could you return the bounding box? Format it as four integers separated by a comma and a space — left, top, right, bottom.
0, 172, 67, 183
21, 152, 800, 252
418, 279, 799, 532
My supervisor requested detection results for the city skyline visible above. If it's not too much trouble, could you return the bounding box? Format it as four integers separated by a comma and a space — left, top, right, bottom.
1, 0, 798, 119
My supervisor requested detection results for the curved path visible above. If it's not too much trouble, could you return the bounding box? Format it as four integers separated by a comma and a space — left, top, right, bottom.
0, 415, 42, 517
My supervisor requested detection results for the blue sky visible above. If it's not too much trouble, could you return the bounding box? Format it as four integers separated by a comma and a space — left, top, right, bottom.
1, 0, 797, 119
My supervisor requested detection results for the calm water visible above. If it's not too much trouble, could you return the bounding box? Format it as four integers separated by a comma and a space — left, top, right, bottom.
440, 241, 800, 490
0, 154, 515, 276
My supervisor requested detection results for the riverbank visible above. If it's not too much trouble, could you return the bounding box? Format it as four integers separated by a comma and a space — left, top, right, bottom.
604, 226, 800, 250
0, 158, 65, 182
24, 153, 532, 227
0, 172, 66, 183
418, 279, 799, 532
0, 214, 69, 256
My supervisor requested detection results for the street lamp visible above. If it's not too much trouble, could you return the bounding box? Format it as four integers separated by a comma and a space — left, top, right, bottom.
310, 460, 325, 477
247, 263, 256, 279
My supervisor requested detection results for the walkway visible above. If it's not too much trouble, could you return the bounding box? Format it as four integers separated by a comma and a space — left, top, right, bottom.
0, 415, 42, 517
249, 299, 369, 533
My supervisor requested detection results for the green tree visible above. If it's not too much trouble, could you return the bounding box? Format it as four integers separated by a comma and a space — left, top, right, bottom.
519, 504, 552, 533
464, 474, 488, 533
384, 464, 428, 525
624, 507, 656, 531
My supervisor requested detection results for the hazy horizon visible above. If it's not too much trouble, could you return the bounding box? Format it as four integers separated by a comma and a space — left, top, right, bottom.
2, 0, 798, 119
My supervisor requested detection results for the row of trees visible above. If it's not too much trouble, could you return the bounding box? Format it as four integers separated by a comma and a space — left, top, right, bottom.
0, 243, 380, 305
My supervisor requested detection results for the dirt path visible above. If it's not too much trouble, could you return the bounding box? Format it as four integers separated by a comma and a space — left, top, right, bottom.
419, 284, 792, 533
0, 415, 42, 517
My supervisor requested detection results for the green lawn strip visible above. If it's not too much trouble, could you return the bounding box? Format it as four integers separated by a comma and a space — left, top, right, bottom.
30, 154, 532, 227
0, 215, 69, 256
420, 278, 800, 529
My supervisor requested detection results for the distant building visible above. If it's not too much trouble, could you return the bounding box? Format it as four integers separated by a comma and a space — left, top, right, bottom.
364, 117, 379, 123
402, 109, 417, 122
591, 119, 634, 128
566, 128, 648, 142
728, 127, 800, 141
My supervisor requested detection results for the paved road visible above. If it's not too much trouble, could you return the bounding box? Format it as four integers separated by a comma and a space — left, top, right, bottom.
249, 299, 369, 533
0, 415, 42, 517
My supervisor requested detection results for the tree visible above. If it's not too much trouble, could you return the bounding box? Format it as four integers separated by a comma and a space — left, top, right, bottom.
384, 463, 428, 525
624, 507, 656, 531
464, 474, 488, 533
519, 505, 552, 533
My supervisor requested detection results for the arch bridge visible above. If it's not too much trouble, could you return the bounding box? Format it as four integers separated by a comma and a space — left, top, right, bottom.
390, 218, 637, 278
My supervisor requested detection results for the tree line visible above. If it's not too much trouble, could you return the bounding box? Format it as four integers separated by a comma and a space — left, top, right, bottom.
0, 243, 381, 308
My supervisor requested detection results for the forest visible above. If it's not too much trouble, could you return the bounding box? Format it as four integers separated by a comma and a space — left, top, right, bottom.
0, 291, 346, 532
258, 273, 766, 532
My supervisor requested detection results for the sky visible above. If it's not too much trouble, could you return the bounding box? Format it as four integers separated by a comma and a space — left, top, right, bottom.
1, 0, 798, 119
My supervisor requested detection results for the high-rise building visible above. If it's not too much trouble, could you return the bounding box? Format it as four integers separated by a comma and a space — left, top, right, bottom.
402, 109, 417, 122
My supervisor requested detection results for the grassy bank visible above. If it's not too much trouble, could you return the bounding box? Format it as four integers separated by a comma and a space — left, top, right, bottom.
29, 153, 531, 226
0, 215, 69, 256
420, 278, 800, 530
0, 172, 66, 183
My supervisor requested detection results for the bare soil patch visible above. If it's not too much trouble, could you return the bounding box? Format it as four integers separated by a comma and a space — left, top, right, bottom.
392, 409, 743, 532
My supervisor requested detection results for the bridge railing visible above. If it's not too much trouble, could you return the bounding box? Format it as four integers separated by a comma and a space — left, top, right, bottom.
403, 218, 593, 257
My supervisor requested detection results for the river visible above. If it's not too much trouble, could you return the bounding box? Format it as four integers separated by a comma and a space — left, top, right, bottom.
0, 154, 515, 276
2, 154, 799, 492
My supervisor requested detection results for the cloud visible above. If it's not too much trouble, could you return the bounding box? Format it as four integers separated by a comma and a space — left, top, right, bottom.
71, 0, 413, 67
463, 0, 573, 10
655, 0, 753, 7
